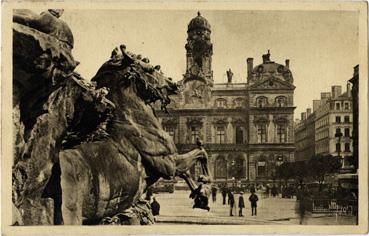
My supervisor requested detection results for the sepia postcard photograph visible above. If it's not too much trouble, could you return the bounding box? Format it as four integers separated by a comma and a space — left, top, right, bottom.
1, 0, 368, 235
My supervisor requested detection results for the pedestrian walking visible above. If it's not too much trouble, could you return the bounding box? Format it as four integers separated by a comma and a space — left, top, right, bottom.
222, 185, 227, 205
211, 185, 217, 203
228, 191, 235, 216
271, 185, 277, 197
151, 197, 160, 216
249, 192, 259, 216
238, 192, 245, 216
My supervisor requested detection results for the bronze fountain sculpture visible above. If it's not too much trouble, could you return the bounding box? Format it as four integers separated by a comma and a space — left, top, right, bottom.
12, 9, 211, 225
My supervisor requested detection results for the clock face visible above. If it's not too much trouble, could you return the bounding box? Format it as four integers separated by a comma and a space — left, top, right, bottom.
191, 65, 200, 75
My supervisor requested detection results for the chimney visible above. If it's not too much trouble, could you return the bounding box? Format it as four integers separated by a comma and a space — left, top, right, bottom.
301, 112, 306, 121
247, 58, 253, 79
346, 82, 351, 97
306, 108, 312, 117
262, 50, 271, 63
285, 59, 290, 69
331, 85, 342, 99
313, 100, 320, 112
321, 92, 331, 99
320, 92, 331, 106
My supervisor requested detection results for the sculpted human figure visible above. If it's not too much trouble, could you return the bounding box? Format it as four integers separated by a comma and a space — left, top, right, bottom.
226, 68, 233, 83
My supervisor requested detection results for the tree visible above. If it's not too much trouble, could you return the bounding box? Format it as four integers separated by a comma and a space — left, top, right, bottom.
276, 162, 294, 186
308, 154, 341, 190
292, 161, 309, 187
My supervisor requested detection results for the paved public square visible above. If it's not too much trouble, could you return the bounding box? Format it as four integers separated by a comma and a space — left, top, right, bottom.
154, 190, 356, 225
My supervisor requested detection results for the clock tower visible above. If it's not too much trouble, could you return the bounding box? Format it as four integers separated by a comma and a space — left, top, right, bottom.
184, 12, 213, 86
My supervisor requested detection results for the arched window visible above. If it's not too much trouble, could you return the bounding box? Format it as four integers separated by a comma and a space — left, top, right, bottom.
275, 96, 287, 107
256, 96, 268, 108
215, 156, 227, 179
228, 155, 245, 179
215, 98, 227, 108
233, 98, 244, 108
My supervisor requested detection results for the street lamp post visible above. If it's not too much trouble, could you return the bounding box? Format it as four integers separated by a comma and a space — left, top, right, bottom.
335, 130, 343, 168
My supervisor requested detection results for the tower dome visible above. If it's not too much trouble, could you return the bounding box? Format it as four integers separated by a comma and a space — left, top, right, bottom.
188, 11, 211, 32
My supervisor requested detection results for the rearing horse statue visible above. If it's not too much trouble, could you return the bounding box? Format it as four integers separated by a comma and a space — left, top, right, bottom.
12, 9, 211, 226
58, 46, 211, 224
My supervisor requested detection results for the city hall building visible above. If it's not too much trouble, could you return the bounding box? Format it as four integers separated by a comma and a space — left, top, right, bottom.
156, 12, 296, 183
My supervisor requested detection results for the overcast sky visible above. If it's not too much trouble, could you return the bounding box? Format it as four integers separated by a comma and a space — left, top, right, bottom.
60, 10, 359, 117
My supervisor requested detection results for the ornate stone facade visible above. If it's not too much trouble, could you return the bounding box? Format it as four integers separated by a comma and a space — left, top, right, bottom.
156, 13, 296, 183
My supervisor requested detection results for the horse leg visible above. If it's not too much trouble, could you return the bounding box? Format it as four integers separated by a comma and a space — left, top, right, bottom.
178, 171, 198, 193
174, 148, 208, 176
59, 149, 89, 225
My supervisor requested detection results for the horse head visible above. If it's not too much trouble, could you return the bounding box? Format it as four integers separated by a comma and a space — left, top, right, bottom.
92, 44, 178, 112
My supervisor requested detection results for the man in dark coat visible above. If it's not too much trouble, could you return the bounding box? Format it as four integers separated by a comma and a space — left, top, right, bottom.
228, 191, 235, 216
151, 197, 160, 216
238, 192, 245, 216
211, 185, 217, 203
249, 192, 259, 216
222, 185, 227, 205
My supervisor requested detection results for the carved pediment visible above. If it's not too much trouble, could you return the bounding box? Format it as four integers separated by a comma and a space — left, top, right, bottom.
212, 117, 228, 125
231, 117, 246, 125
162, 117, 179, 126
253, 115, 270, 124
273, 114, 289, 124
186, 117, 203, 127
249, 77, 295, 91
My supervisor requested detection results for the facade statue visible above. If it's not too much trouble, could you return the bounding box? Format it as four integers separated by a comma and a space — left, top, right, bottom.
226, 69, 234, 83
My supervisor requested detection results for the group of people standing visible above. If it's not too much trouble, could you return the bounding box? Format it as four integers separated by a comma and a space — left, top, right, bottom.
213, 186, 259, 217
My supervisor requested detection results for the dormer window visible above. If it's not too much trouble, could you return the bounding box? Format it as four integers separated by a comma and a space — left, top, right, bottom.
275, 96, 287, 107
215, 98, 227, 108
233, 98, 244, 108
256, 96, 268, 108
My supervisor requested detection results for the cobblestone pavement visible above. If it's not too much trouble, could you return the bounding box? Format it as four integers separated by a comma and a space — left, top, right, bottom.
154, 190, 356, 225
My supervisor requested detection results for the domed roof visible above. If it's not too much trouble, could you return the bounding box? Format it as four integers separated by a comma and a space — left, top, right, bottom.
252, 51, 290, 74
188, 11, 211, 32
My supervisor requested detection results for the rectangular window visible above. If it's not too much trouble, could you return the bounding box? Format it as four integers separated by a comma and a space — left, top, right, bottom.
344, 143, 350, 152
235, 126, 244, 144
344, 128, 350, 137
336, 103, 341, 110
344, 116, 350, 123
335, 116, 341, 123
257, 161, 266, 177
257, 124, 267, 143
191, 126, 200, 144
216, 126, 225, 144
277, 124, 287, 143
344, 102, 349, 110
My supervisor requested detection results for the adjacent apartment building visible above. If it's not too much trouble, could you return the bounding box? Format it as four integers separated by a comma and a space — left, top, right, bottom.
295, 84, 354, 169
156, 12, 296, 183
